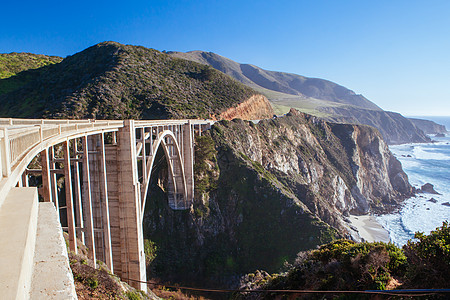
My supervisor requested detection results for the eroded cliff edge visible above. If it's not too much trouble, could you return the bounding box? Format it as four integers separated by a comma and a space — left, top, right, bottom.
218, 94, 273, 120
142, 109, 413, 287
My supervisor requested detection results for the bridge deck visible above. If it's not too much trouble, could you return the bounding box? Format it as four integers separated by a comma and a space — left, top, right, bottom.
0, 188, 38, 299
0, 117, 214, 294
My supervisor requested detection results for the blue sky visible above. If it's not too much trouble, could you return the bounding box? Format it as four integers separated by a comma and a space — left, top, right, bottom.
1, 0, 449, 116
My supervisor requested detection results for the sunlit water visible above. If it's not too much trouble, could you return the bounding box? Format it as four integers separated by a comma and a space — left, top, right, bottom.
377, 117, 450, 246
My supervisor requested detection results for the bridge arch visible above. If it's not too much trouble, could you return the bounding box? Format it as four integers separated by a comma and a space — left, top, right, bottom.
0, 118, 212, 293
141, 130, 188, 213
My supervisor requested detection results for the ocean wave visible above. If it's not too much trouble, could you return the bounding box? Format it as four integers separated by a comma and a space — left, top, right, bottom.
382, 137, 450, 246
412, 146, 450, 160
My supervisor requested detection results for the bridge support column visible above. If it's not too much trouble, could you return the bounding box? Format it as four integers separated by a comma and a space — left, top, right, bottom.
40, 148, 52, 203
63, 140, 77, 253
183, 121, 194, 202
81, 136, 97, 267
117, 120, 147, 291
88, 134, 113, 271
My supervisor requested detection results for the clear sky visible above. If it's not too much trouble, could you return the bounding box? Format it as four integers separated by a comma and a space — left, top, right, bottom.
1, 0, 449, 116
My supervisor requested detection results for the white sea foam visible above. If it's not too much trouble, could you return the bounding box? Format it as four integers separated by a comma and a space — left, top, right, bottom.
379, 134, 450, 246
412, 147, 450, 160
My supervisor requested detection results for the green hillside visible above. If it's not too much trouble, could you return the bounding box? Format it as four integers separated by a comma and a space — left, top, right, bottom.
0, 42, 259, 119
0, 52, 62, 79
169, 50, 382, 111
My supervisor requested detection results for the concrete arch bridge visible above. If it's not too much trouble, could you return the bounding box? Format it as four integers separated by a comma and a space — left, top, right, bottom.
0, 118, 213, 297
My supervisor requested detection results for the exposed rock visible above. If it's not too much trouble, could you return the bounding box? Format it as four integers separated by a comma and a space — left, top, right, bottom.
218, 94, 273, 120
435, 133, 446, 137
408, 118, 448, 134
420, 183, 441, 195
428, 198, 438, 203
323, 107, 431, 144
442, 202, 450, 207
142, 109, 413, 287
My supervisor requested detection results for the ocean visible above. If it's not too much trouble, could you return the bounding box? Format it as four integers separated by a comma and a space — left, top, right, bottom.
377, 116, 450, 246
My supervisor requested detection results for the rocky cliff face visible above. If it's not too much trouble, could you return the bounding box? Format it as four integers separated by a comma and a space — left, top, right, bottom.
142, 109, 412, 287
408, 117, 448, 134
218, 94, 273, 120
322, 106, 432, 144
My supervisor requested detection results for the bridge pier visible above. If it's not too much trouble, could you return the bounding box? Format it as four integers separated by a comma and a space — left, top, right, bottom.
183, 121, 194, 202
115, 120, 147, 291
81, 135, 97, 266
88, 134, 114, 272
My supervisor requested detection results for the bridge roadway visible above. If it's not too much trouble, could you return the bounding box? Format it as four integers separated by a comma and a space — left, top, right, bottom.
0, 117, 213, 297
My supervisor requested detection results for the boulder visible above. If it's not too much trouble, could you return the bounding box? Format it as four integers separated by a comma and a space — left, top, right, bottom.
420, 183, 441, 195
428, 198, 438, 203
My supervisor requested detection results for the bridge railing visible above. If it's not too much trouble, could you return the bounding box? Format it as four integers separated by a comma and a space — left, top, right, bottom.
0, 117, 214, 189
133, 119, 215, 128
0, 118, 124, 179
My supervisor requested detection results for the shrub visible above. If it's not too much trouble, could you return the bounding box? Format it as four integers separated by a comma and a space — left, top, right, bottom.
126, 291, 143, 300
260, 240, 406, 292
85, 275, 98, 289
143, 239, 157, 265
403, 221, 450, 288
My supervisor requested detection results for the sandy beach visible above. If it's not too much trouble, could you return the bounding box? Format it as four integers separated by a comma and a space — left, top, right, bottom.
348, 215, 390, 243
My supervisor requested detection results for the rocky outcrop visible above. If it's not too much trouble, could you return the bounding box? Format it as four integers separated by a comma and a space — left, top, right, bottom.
142, 109, 412, 287
408, 118, 448, 134
323, 106, 431, 144
420, 183, 441, 195
218, 94, 273, 120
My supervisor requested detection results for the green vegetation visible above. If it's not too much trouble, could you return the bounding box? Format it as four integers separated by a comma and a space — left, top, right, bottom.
143, 239, 157, 265
239, 223, 450, 295
125, 291, 145, 300
0, 52, 62, 79
171, 50, 431, 144
311, 240, 406, 290
194, 135, 218, 198
0, 42, 258, 119
404, 221, 450, 288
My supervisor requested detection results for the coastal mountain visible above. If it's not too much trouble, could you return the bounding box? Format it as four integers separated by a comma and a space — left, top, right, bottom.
143, 109, 413, 285
169, 50, 382, 111
408, 117, 448, 134
169, 51, 435, 144
0, 42, 272, 120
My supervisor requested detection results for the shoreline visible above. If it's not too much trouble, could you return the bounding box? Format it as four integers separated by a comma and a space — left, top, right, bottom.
348, 215, 390, 243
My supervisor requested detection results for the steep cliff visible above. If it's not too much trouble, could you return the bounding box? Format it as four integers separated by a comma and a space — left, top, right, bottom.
218, 94, 273, 120
142, 109, 412, 287
321, 106, 432, 144
408, 117, 448, 134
